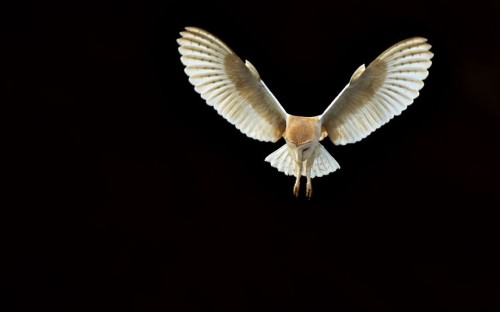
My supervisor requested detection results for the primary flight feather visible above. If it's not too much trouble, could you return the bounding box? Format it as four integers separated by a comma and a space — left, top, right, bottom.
177, 27, 433, 198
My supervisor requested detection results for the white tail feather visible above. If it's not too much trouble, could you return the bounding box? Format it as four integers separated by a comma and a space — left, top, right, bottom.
265, 144, 340, 178
311, 145, 341, 178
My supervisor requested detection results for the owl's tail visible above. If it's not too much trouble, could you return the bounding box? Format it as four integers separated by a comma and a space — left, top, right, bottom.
264, 144, 340, 178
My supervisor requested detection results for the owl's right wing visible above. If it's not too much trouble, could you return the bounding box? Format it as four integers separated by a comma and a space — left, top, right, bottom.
319, 37, 433, 145
178, 27, 288, 142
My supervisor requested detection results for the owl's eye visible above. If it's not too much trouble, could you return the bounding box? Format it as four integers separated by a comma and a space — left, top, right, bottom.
303, 147, 309, 152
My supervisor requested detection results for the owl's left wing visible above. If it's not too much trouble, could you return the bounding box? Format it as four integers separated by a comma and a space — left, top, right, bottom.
320, 37, 433, 145
178, 27, 288, 142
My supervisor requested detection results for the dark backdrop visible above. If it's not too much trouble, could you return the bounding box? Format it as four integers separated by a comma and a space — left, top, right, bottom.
5, 1, 500, 311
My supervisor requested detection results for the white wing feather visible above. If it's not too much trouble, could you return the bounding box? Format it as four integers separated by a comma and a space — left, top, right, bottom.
178, 27, 288, 142
320, 37, 433, 145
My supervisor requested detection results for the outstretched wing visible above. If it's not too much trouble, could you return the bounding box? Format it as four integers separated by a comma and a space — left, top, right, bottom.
178, 27, 288, 142
320, 37, 433, 145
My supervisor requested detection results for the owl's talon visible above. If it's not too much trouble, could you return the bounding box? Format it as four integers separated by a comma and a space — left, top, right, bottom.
306, 183, 312, 199
293, 183, 300, 198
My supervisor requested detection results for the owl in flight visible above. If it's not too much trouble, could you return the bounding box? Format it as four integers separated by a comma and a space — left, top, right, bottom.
177, 27, 433, 198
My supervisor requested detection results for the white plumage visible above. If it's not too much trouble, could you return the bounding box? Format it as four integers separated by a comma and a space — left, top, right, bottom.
265, 144, 340, 178
177, 27, 433, 198
178, 27, 287, 142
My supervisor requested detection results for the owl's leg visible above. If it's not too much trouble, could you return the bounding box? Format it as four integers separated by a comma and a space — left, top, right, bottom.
305, 159, 314, 199
293, 161, 302, 198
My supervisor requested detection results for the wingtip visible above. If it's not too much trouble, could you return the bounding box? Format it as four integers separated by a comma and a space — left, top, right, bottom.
179, 26, 198, 36
409, 36, 428, 42
184, 26, 207, 34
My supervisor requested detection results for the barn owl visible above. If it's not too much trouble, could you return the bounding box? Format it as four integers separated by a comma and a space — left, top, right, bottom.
177, 27, 433, 198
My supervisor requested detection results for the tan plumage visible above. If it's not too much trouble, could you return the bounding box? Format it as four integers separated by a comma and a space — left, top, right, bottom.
178, 27, 433, 198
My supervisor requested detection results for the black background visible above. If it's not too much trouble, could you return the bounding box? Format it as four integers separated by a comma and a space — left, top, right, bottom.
4, 1, 500, 311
